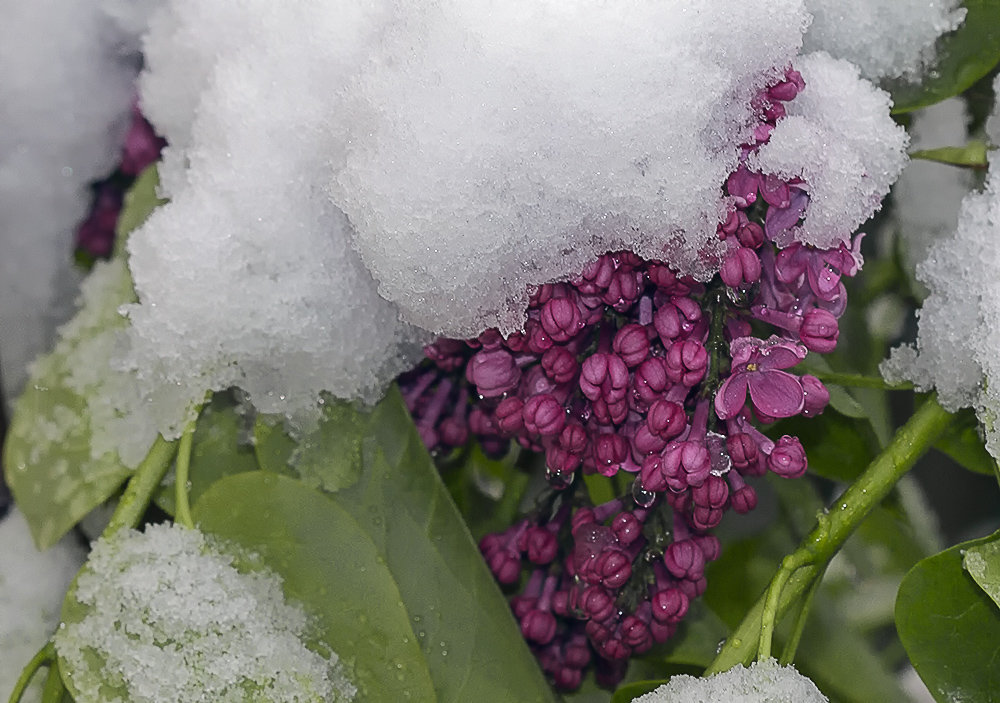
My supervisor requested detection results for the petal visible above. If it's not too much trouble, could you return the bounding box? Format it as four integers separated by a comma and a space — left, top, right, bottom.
747, 371, 804, 418
715, 374, 749, 420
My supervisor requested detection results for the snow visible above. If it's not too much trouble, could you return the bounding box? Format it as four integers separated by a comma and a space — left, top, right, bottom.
116, 0, 911, 443
53, 523, 355, 703
0, 508, 86, 703
633, 659, 828, 703
803, 0, 966, 81
0, 1, 156, 407
882, 75, 1000, 458
749, 52, 908, 250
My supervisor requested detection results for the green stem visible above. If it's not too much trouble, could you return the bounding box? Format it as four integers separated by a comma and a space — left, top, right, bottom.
779, 562, 826, 666
809, 372, 912, 391
40, 659, 65, 703
8, 641, 54, 703
174, 419, 197, 530
758, 551, 810, 660
705, 396, 954, 674
104, 434, 178, 536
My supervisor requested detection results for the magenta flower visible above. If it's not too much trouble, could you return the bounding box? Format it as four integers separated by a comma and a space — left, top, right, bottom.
715, 336, 806, 420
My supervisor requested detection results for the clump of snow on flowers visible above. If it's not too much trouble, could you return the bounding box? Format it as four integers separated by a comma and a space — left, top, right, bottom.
54, 523, 356, 703
749, 52, 908, 249
0, 1, 157, 403
121, 0, 907, 442
882, 75, 1000, 457
0, 509, 86, 703
803, 0, 965, 81
633, 659, 827, 703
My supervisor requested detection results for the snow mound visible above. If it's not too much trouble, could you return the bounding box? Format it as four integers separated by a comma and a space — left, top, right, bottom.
634, 659, 828, 703
803, 0, 965, 81
54, 523, 355, 703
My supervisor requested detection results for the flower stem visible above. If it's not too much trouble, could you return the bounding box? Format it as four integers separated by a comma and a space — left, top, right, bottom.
779, 562, 825, 666
104, 434, 179, 536
174, 419, 198, 530
705, 395, 953, 674
7, 641, 54, 703
40, 659, 65, 703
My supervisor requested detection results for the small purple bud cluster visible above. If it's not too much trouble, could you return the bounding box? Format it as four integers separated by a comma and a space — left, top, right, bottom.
399, 68, 862, 689
75, 100, 166, 259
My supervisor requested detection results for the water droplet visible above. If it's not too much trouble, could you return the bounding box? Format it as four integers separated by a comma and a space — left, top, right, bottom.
716, 638, 727, 653
706, 431, 732, 476
545, 467, 575, 489
632, 478, 657, 508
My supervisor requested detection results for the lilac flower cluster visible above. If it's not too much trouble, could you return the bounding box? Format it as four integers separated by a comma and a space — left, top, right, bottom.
400, 68, 862, 690
75, 101, 166, 259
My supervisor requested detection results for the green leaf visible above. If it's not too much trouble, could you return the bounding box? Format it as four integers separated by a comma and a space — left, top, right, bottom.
963, 531, 1000, 609
896, 534, 1000, 702
769, 408, 881, 482
252, 396, 363, 492
933, 407, 998, 476
58, 574, 129, 703
154, 393, 259, 515
2, 169, 164, 548
331, 386, 556, 702
910, 141, 991, 168
886, 0, 1000, 114
191, 472, 436, 702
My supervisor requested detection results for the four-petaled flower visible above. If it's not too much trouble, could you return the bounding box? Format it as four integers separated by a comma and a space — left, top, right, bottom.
715, 336, 807, 420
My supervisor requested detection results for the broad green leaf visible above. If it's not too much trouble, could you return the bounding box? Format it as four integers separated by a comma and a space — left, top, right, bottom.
332, 386, 556, 702
897, 535, 1000, 702
2, 169, 164, 548
58, 573, 129, 702
252, 396, 363, 492
154, 392, 259, 515
963, 531, 1000, 609
933, 407, 998, 476
887, 0, 1000, 114
910, 141, 991, 168
193, 472, 436, 702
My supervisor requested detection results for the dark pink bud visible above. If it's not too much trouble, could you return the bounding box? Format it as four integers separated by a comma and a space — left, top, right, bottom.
577, 255, 616, 293
511, 595, 537, 619
581, 585, 616, 621
648, 263, 681, 292
582, 353, 630, 403
586, 618, 613, 644
540, 297, 583, 343
604, 269, 644, 310
466, 348, 520, 398
612, 324, 650, 367
665, 340, 708, 387
800, 308, 839, 353
621, 615, 652, 649
768, 71, 804, 102
720, 247, 762, 288
727, 433, 759, 472
692, 507, 724, 530
523, 394, 566, 436
663, 539, 705, 581
719, 209, 740, 237
438, 417, 468, 447
594, 549, 632, 588
736, 218, 765, 249
494, 396, 525, 434
487, 549, 521, 584
731, 484, 758, 513
693, 535, 721, 561
801, 374, 830, 417
591, 397, 628, 425
564, 641, 591, 670
647, 400, 687, 440
424, 338, 468, 371
632, 425, 667, 456
653, 298, 701, 344
594, 434, 629, 476
559, 422, 589, 453
691, 475, 729, 509
525, 318, 554, 354
726, 166, 761, 207
477, 328, 505, 350
524, 527, 559, 565
769, 435, 807, 478
611, 511, 642, 546
651, 588, 689, 624
546, 445, 581, 475
640, 454, 667, 492
632, 357, 670, 406
521, 610, 557, 644
541, 346, 579, 384
571, 508, 597, 535
598, 637, 631, 661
